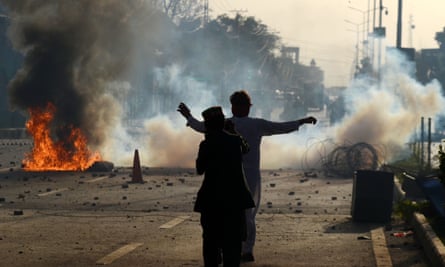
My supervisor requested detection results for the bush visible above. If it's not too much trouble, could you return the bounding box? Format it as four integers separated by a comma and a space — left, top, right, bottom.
394, 199, 429, 221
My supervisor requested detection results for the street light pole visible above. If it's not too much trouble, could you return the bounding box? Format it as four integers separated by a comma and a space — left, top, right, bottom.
345, 19, 364, 78
396, 0, 402, 48
348, 6, 368, 58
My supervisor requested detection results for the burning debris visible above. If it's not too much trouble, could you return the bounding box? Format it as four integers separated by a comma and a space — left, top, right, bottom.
23, 103, 101, 171
0, 0, 167, 170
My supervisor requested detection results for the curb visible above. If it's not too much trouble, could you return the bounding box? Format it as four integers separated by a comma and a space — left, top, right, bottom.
394, 177, 445, 267
411, 213, 445, 267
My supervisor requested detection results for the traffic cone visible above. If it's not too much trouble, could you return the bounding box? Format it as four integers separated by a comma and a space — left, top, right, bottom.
131, 149, 144, 183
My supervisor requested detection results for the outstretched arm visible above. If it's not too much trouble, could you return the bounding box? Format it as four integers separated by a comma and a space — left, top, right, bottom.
177, 102, 206, 133
298, 116, 317, 125
177, 102, 191, 119
258, 115, 318, 136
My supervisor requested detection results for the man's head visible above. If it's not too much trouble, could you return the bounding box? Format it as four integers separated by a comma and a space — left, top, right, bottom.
202, 106, 225, 132
230, 90, 251, 117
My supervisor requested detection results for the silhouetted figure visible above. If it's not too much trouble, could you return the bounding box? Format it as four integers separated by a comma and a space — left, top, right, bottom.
194, 106, 255, 267
178, 90, 317, 262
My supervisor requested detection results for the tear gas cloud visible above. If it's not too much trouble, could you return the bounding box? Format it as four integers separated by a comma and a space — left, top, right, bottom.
2, 1, 445, 169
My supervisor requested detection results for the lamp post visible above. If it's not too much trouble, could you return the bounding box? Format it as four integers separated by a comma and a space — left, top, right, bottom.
348, 2, 388, 84
345, 19, 365, 79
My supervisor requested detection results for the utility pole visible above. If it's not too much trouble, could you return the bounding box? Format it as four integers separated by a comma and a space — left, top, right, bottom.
396, 0, 402, 48
377, 0, 384, 84
202, 0, 209, 26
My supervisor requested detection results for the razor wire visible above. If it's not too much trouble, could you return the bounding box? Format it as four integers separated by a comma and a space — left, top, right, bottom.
299, 139, 386, 177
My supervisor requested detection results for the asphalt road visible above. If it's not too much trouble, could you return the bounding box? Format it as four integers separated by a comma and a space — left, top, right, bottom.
0, 140, 429, 267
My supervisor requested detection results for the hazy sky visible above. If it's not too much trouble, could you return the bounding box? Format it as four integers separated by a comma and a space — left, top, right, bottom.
210, 0, 445, 87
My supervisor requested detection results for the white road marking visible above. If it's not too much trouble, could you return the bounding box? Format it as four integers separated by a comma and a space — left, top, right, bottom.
159, 215, 190, 229
37, 188, 69, 197
86, 177, 107, 183
96, 242, 143, 265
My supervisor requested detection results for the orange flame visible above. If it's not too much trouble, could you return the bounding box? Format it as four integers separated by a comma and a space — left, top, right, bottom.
23, 103, 101, 171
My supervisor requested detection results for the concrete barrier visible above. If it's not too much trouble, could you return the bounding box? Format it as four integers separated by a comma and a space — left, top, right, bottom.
412, 213, 445, 267
0, 128, 28, 139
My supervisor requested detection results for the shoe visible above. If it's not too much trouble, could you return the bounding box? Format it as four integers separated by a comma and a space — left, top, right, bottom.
240, 252, 255, 262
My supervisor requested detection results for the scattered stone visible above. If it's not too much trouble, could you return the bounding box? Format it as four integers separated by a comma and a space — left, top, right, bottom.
304, 172, 317, 178
13, 210, 23, 216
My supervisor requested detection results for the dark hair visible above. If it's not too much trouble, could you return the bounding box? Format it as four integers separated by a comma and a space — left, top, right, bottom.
230, 90, 251, 106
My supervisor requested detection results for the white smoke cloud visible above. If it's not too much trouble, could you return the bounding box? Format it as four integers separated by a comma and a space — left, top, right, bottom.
5, 1, 443, 170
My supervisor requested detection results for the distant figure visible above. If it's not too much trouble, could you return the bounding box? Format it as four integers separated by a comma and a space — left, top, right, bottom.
194, 106, 255, 267
178, 90, 317, 262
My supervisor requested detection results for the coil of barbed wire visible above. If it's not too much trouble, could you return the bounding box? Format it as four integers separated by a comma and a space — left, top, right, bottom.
325, 142, 379, 177
299, 139, 384, 178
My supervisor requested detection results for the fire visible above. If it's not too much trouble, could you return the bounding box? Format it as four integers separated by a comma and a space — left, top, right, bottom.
23, 103, 101, 171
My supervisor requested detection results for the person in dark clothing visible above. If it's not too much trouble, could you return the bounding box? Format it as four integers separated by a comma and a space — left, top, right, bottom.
195, 106, 255, 267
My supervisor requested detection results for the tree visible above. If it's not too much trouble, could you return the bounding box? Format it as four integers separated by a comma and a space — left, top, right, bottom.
153, 0, 202, 26
435, 27, 445, 51
434, 27, 445, 90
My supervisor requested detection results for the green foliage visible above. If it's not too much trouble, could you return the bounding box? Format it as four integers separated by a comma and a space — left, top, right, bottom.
393, 199, 429, 221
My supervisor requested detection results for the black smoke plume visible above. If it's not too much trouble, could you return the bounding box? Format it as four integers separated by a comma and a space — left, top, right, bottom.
1, 0, 166, 150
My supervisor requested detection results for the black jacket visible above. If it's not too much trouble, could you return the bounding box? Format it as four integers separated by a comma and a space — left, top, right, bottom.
194, 130, 254, 213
